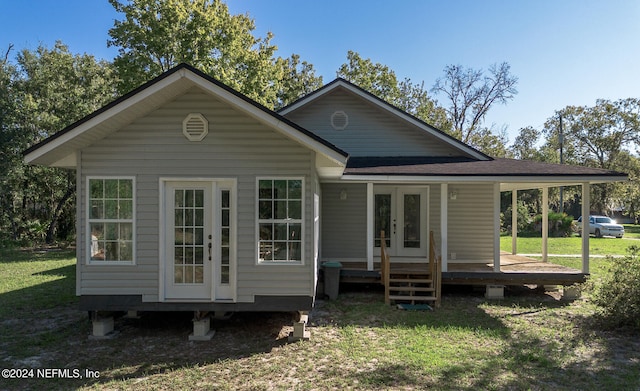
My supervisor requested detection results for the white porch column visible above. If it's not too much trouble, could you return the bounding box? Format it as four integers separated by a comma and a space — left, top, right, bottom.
366, 182, 374, 271
542, 187, 549, 263
440, 183, 448, 272
511, 190, 518, 255
582, 183, 590, 273
493, 183, 500, 272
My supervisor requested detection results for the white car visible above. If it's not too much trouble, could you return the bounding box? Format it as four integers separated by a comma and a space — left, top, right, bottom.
577, 215, 624, 238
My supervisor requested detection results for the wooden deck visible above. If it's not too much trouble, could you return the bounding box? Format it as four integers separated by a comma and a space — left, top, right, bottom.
336, 252, 586, 286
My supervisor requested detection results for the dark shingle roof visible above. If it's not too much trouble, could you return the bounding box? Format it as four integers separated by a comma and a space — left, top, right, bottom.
344, 157, 627, 177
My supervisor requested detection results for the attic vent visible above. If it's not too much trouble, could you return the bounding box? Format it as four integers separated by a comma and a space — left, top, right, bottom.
331, 111, 349, 130
182, 113, 209, 141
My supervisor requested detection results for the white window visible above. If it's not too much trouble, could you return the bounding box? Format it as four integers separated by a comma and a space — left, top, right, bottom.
257, 179, 303, 263
88, 177, 135, 264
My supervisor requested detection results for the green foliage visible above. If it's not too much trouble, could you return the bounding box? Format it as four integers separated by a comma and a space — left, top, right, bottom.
532, 212, 575, 237
274, 54, 323, 109
591, 246, 640, 329
0, 43, 116, 244
108, 0, 321, 109
109, 0, 279, 104
337, 51, 452, 132
540, 99, 640, 214
503, 200, 531, 232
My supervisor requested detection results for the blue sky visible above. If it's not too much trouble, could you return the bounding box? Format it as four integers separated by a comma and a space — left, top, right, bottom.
2, 0, 639, 144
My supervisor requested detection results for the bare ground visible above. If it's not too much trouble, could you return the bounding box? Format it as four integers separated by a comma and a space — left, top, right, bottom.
2, 285, 639, 390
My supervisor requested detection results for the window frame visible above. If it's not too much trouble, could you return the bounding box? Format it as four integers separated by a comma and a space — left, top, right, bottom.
86, 176, 136, 265
256, 177, 305, 265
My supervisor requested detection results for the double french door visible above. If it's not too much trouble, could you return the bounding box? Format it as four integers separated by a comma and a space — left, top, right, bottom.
163, 180, 235, 301
374, 187, 428, 258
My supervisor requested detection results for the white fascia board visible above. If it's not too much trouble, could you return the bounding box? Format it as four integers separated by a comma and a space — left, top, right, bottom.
185, 72, 347, 167
24, 70, 189, 165
277, 82, 340, 115
341, 174, 628, 186
341, 85, 488, 160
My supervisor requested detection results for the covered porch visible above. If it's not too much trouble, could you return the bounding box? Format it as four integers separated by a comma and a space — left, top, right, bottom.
338, 251, 585, 287
327, 157, 627, 300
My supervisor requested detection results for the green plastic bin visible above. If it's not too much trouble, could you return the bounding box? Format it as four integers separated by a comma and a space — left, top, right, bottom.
322, 261, 342, 300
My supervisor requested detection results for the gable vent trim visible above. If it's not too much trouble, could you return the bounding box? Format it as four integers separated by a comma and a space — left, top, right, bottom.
331, 110, 348, 130
183, 113, 209, 141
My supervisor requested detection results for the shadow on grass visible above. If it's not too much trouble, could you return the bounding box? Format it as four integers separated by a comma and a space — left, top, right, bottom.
326, 283, 639, 390
0, 248, 75, 263
2, 249, 639, 390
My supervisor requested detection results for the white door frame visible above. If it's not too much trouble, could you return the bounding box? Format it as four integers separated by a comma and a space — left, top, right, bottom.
372, 185, 429, 260
159, 178, 236, 302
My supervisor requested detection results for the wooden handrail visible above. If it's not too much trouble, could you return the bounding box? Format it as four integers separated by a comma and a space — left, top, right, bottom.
429, 230, 442, 308
381, 229, 441, 308
380, 231, 390, 304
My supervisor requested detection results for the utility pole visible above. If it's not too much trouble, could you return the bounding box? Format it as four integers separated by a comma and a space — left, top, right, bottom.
559, 114, 564, 214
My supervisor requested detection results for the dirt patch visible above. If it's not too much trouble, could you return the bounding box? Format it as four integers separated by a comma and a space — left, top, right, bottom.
2, 287, 639, 390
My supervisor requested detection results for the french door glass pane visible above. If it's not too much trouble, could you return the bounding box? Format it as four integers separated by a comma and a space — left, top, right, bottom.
174, 188, 206, 284
375, 194, 391, 247
220, 190, 231, 284
404, 194, 420, 248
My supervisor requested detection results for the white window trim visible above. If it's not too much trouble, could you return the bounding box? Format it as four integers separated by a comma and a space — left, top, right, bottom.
255, 177, 305, 266
86, 176, 136, 265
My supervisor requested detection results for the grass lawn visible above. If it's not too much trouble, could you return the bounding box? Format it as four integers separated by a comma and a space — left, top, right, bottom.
1, 248, 639, 390
623, 224, 640, 239
500, 235, 638, 256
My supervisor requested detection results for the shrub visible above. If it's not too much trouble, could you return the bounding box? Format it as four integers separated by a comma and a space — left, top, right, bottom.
531, 212, 575, 237
591, 246, 640, 329
503, 200, 531, 232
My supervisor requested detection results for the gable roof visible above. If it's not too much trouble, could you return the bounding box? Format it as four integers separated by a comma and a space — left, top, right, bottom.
343, 156, 628, 191
278, 77, 491, 161
24, 63, 348, 168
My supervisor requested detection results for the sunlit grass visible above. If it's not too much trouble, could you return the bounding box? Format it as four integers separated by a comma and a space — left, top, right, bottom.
0, 248, 638, 390
500, 236, 635, 256
0, 249, 76, 318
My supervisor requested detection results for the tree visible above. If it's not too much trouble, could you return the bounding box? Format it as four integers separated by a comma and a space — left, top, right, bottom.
108, 0, 303, 108
546, 99, 640, 170
467, 126, 510, 158
337, 51, 451, 131
431, 62, 518, 144
0, 42, 116, 244
541, 99, 640, 214
510, 126, 561, 162
274, 54, 323, 109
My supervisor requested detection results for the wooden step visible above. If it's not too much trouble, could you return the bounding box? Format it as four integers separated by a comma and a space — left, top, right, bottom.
389, 272, 432, 277
388, 278, 433, 284
388, 295, 437, 302
388, 286, 435, 292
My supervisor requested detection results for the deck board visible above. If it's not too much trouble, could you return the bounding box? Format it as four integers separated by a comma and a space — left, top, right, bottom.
333, 252, 586, 286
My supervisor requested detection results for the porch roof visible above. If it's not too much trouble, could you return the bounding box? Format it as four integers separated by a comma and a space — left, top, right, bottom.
342, 156, 628, 189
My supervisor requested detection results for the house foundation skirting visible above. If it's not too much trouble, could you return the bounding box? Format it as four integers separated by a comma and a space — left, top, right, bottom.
79, 295, 314, 312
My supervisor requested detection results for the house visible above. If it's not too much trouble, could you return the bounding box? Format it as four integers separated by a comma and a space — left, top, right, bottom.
24, 64, 627, 339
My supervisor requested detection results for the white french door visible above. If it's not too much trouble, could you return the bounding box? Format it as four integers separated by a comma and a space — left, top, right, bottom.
374, 186, 428, 258
163, 180, 235, 301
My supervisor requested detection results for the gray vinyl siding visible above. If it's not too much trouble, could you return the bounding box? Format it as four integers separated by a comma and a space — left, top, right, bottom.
447, 184, 495, 262
283, 88, 463, 157
320, 183, 367, 259
317, 182, 494, 264
78, 87, 316, 302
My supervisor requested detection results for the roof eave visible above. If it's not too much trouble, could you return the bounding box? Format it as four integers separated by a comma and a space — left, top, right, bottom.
340, 174, 628, 186
279, 78, 491, 161
24, 64, 348, 168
